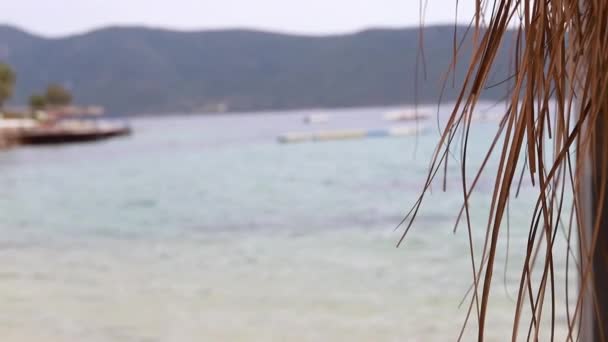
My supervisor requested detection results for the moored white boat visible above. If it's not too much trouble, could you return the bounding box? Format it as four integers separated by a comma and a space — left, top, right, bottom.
303, 113, 329, 124
383, 110, 430, 122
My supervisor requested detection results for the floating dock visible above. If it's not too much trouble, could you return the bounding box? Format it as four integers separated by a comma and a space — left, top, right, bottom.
278, 125, 426, 144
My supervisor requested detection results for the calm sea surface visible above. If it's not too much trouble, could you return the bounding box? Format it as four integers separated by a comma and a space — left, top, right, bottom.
0, 104, 573, 341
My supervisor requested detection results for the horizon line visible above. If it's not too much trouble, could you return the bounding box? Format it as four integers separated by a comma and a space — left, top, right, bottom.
1, 21, 490, 40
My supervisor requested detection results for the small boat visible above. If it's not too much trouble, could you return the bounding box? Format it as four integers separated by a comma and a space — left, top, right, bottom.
471, 112, 502, 122
383, 110, 430, 122
303, 113, 329, 124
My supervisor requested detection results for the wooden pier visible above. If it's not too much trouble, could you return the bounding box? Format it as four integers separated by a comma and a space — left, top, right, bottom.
17, 122, 131, 145
0, 120, 131, 147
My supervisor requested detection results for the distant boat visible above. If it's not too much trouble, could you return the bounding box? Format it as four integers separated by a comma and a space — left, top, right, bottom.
303, 113, 329, 124
471, 112, 501, 122
383, 110, 430, 122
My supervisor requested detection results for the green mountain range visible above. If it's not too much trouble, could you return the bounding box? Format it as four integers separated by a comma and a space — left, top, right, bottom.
0, 25, 514, 115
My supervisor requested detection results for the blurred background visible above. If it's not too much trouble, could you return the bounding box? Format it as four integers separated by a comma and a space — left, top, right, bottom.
0, 1, 571, 341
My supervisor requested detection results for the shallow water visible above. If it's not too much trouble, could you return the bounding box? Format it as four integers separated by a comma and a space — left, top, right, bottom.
0, 104, 574, 341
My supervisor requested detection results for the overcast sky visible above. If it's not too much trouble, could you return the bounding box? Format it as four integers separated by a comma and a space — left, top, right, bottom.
1, 0, 481, 37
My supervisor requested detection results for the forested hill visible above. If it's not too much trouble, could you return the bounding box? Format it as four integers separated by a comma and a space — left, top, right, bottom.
0, 25, 514, 115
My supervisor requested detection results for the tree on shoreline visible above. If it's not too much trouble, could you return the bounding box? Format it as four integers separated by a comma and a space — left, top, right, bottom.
45, 84, 72, 107
0, 63, 16, 109
28, 94, 47, 111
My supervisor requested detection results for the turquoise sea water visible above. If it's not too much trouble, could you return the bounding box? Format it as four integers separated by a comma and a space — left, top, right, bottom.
0, 104, 574, 341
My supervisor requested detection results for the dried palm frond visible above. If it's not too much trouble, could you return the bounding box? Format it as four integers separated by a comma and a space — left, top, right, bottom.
402, 0, 608, 340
